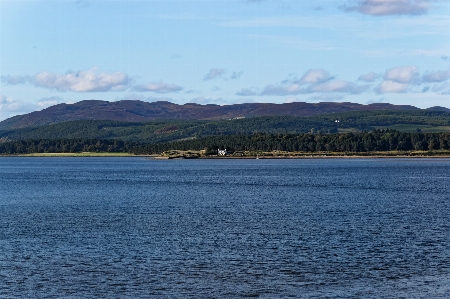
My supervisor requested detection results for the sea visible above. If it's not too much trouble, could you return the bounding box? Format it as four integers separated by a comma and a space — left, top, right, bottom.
1, 157, 449, 298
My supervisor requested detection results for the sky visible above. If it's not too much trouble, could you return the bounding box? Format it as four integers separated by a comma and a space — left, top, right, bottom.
0, 0, 449, 121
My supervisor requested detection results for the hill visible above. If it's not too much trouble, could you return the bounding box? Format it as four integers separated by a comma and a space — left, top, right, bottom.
1, 110, 450, 144
0, 100, 421, 130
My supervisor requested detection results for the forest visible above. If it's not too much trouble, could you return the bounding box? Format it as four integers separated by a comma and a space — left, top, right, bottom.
1, 130, 449, 155
133, 130, 450, 155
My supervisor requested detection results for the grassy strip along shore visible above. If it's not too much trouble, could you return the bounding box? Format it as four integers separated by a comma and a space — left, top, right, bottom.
156, 149, 450, 159
6, 150, 450, 158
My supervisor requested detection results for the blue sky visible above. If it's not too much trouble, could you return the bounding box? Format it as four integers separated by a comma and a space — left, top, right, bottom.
0, 0, 449, 121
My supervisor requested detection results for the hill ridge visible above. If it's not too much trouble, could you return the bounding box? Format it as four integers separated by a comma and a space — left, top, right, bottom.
0, 100, 426, 130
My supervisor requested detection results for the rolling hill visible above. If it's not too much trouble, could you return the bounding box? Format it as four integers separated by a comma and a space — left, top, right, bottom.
1, 109, 450, 144
0, 100, 426, 130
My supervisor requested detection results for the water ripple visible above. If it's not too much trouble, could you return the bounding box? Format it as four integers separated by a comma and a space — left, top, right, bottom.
1, 158, 449, 298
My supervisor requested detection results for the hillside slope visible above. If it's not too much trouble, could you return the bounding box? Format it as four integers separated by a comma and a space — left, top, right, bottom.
1, 110, 450, 143
0, 100, 422, 130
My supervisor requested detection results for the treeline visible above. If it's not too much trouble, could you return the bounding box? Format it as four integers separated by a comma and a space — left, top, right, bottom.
0, 139, 138, 155
1, 130, 450, 155
133, 130, 450, 154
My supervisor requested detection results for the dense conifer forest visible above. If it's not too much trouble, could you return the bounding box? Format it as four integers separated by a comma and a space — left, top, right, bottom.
133, 130, 450, 155
1, 130, 449, 156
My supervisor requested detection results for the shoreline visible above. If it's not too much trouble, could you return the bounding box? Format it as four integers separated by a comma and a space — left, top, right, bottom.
172, 155, 450, 159
199, 155, 450, 159
0, 153, 152, 158
1, 151, 450, 159
2, 154, 449, 159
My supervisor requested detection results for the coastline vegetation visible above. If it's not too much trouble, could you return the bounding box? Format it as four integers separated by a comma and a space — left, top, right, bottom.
1, 129, 450, 158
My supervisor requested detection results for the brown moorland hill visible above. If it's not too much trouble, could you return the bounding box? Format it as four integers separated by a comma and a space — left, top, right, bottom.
0, 100, 420, 130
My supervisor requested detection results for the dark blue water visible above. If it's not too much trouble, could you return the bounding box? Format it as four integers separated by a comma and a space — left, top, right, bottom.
1, 157, 450, 298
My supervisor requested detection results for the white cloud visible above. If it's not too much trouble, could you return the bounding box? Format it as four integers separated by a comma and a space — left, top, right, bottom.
377, 80, 410, 93
133, 82, 183, 93
384, 66, 419, 83
31, 68, 129, 92
358, 72, 380, 82
343, 0, 430, 16
1, 69, 130, 92
298, 69, 331, 84
203, 68, 226, 80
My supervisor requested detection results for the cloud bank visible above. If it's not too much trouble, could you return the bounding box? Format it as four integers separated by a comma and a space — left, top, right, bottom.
238, 69, 369, 97
2, 68, 130, 92
34, 69, 129, 92
384, 66, 419, 83
376, 66, 419, 93
237, 65, 450, 97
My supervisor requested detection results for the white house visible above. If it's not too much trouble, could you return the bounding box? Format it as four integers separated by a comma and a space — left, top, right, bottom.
217, 149, 228, 156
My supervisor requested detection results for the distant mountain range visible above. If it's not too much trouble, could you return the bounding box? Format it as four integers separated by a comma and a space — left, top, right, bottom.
3, 100, 448, 130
